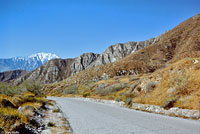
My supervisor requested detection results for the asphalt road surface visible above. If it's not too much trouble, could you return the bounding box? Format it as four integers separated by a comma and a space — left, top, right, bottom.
49, 97, 200, 134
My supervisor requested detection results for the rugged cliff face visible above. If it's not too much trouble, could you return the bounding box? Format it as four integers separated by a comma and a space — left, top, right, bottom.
70, 53, 99, 75
14, 53, 99, 84
44, 13, 200, 89
14, 59, 73, 84
14, 34, 162, 85
0, 70, 28, 82
90, 37, 161, 67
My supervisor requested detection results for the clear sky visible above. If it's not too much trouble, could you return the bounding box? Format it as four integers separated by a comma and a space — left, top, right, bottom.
0, 0, 200, 59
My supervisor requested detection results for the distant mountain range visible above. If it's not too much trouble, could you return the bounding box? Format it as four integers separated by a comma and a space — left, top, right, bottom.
5, 14, 200, 86
0, 70, 28, 82
13, 37, 160, 85
0, 53, 59, 72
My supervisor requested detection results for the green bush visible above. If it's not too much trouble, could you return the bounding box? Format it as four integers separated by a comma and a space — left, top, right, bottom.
96, 83, 128, 96
107, 83, 128, 92
96, 89, 111, 96
22, 81, 43, 97
115, 96, 122, 102
64, 85, 78, 94
145, 81, 157, 92
0, 83, 26, 95
124, 97, 133, 107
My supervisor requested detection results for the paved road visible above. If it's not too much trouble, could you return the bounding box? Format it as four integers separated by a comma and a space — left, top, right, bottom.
49, 97, 200, 134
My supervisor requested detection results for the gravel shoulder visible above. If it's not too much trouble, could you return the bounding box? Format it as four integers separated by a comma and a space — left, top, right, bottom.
49, 97, 200, 134
42, 100, 70, 134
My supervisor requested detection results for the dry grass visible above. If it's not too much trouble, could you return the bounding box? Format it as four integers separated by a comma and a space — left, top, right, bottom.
46, 58, 200, 111
23, 92, 35, 98
22, 102, 42, 110
0, 94, 17, 108
42, 14, 200, 113
0, 91, 47, 132
0, 107, 27, 131
44, 14, 200, 96
134, 58, 200, 110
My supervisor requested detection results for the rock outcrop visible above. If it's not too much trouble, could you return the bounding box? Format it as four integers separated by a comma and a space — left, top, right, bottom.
45, 13, 200, 88
90, 36, 161, 67
14, 59, 74, 85
70, 53, 99, 75
14, 34, 161, 85
14, 53, 99, 85
0, 70, 28, 82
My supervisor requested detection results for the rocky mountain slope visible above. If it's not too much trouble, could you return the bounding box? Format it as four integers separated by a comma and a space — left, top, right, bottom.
14, 53, 99, 84
14, 37, 159, 85
90, 37, 161, 67
44, 13, 200, 93
0, 53, 59, 72
14, 38, 159, 85
0, 70, 28, 82
44, 14, 200, 112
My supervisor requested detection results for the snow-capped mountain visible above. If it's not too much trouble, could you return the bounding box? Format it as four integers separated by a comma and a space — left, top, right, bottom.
0, 53, 59, 72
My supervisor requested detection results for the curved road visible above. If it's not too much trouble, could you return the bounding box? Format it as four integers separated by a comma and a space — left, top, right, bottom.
49, 97, 200, 134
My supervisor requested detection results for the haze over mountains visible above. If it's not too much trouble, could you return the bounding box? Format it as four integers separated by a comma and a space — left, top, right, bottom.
0, 53, 59, 72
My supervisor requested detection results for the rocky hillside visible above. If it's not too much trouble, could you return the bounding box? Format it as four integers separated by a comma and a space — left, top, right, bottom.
14, 53, 99, 85
44, 13, 200, 91
44, 14, 200, 112
70, 53, 100, 75
89, 37, 161, 66
14, 37, 158, 85
0, 70, 28, 82
0, 53, 59, 72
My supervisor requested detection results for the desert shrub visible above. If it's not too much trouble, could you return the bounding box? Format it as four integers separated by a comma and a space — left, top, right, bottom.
115, 96, 122, 102
24, 96, 46, 104
0, 83, 25, 96
145, 81, 157, 92
162, 98, 177, 110
64, 85, 78, 94
12, 96, 23, 106
22, 102, 42, 110
0, 107, 27, 130
82, 92, 90, 97
47, 100, 55, 106
23, 92, 35, 99
95, 83, 108, 90
53, 109, 60, 113
22, 81, 43, 97
0, 89, 46, 132
129, 76, 140, 81
0, 95, 17, 108
124, 97, 133, 107
129, 83, 139, 91
96, 83, 128, 96
107, 83, 128, 92
96, 89, 112, 96
47, 122, 55, 127
88, 83, 95, 89
48, 102, 55, 106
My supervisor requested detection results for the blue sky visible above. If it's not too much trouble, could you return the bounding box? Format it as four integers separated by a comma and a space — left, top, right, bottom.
0, 0, 200, 58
